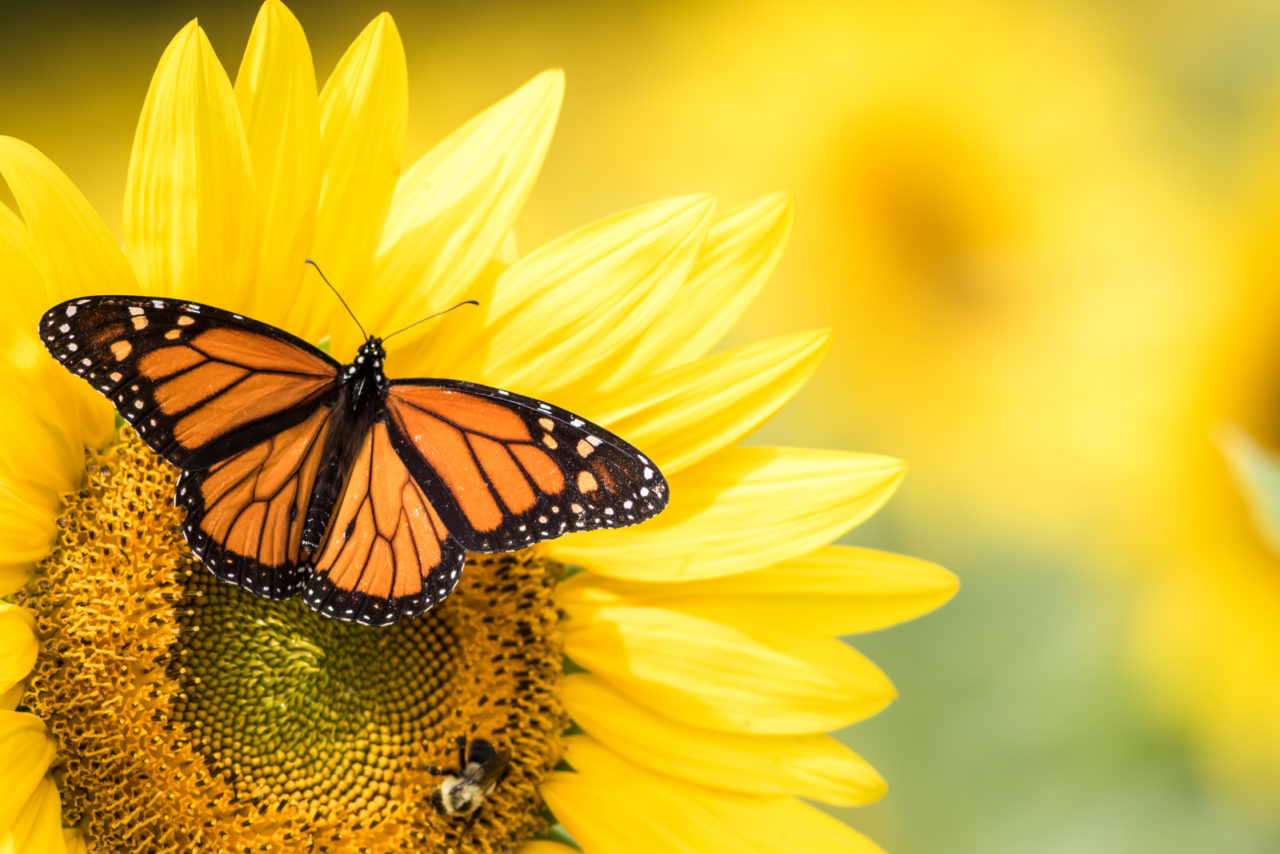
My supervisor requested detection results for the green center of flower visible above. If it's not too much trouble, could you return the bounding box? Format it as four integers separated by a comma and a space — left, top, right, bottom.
20, 431, 568, 852
170, 574, 459, 821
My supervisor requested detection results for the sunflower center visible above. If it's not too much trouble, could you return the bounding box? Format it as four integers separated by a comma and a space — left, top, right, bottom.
18, 430, 567, 852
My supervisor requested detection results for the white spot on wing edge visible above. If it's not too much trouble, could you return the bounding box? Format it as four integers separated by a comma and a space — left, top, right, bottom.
65, 305, 77, 317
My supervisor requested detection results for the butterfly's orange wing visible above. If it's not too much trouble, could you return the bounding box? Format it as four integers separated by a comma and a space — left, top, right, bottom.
42, 296, 343, 601
303, 422, 466, 625
178, 407, 332, 599
383, 379, 668, 553
41, 298, 669, 627
40, 296, 340, 468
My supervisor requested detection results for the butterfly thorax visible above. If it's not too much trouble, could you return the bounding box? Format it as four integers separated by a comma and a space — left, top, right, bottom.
342, 336, 389, 413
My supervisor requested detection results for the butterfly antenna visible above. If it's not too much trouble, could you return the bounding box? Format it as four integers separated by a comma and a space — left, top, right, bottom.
305, 259, 368, 340
383, 300, 480, 342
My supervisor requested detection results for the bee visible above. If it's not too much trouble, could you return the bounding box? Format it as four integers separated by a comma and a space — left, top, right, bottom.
424, 735, 511, 821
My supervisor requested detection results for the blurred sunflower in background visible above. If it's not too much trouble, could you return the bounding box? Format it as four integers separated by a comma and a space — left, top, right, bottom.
1127, 52, 1280, 806
0, 2, 955, 851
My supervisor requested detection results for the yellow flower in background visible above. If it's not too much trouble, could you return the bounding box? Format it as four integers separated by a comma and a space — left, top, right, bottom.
0, 2, 955, 851
1119, 80, 1280, 804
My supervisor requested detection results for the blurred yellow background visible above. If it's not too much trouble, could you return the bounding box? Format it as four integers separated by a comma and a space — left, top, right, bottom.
5, 1, 1280, 850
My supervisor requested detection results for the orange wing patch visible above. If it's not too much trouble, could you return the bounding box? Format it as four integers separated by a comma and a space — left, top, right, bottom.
171, 371, 333, 452
187, 327, 336, 375
179, 407, 331, 598
304, 423, 465, 626
389, 386, 531, 441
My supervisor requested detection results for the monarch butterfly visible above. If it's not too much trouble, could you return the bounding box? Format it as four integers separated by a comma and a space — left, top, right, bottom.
424, 735, 511, 821
40, 293, 668, 626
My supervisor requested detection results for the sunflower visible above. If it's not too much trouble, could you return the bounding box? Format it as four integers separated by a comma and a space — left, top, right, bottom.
0, 3, 955, 851
1110, 73, 1280, 805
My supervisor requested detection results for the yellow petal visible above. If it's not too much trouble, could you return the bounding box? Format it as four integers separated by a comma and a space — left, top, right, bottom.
601, 193, 794, 390
587, 329, 830, 474
0, 203, 97, 471
0, 335, 99, 497
562, 674, 884, 805
0, 137, 137, 306
291, 13, 406, 342
63, 828, 86, 854
547, 447, 905, 581
233, 0, 321, 326
0, 605, 37, 696
0, 712, 58, 838
362, 71, 563, 361
519, 842, 578, 854
560, 545, 958, 637
0, 776, 65, 854
0, 474, 59, 594
125, 20, 257, 305
542, 736, 885, 854
465, 196, 715, 397
0, 142, 121, 450
0, 201, 42, 324
0, 685, 22, 712
562, 604, 894, 733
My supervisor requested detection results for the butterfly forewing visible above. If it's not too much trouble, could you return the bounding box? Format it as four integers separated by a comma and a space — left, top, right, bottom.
384, 379, 669, 553
303, 422, 466, 626
40, 297, 340, 468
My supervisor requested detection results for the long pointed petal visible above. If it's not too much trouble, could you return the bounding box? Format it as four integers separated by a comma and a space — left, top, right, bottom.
291, 13, 406, 342
234, 0, 321, 325
562, 604, 894, 733
542, 737, 886, 854
584, 329, 829, 474
0, 140, 127, 450
362, 71, 562, 361
0, 137, 136, 306
562, 674, 884, 805
519, 842, 578, 854
0, 605, 37, 698
0, 206, 103, 493
0, 776, 66, 854
547, 447, 905, 581
600, 193, 794, 389
0, 474, 61, 595
0, 713, 57, 839
559, 545, 958, 636
124, 20, 257, 304
464, 196, 715, 396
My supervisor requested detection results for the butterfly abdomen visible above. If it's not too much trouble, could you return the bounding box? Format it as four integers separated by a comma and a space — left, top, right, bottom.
301, 338, 390, 554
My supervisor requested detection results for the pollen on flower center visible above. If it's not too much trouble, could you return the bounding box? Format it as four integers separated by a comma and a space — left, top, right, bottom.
18, 430, 567, 852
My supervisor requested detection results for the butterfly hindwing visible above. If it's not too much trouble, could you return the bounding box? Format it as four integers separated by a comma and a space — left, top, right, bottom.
303, 422, 466, 626
177, 406, 333, 600
40, 296, 341, 469
384, 379, 669, 552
